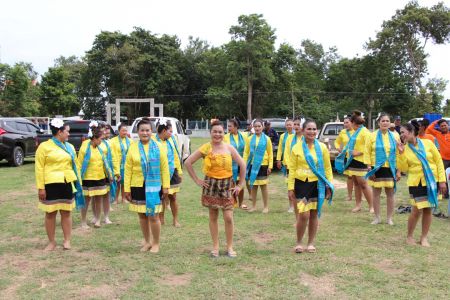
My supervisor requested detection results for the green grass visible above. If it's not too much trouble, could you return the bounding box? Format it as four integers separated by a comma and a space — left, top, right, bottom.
0, 138, 449, 299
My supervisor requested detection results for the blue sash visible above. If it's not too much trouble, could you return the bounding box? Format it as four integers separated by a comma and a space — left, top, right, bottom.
365, 130, 397, 190
138, 140, 162, 216
171, 136, 182, 161
229, 132, 245, 181
408, 139, 438, 208
156, 136, 175, 178
51, 138, 85, 209
335, 126, 364, 174
246, 134, 268, 187
119, 137, 130, 184
101, 140, 117, 203
302, 139, 334, 217
280, 132, 292, 175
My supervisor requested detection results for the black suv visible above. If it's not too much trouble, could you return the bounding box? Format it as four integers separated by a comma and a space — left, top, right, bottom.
0, 118, 42, 166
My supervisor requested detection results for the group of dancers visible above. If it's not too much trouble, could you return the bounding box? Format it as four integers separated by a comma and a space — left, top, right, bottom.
35, 110, 446, 256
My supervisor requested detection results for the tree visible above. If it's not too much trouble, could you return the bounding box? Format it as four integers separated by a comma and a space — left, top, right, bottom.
228, 14, 276, 121
367, 1, 450, 93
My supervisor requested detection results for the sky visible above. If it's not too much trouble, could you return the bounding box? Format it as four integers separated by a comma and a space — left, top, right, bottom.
1, 0, 449, 98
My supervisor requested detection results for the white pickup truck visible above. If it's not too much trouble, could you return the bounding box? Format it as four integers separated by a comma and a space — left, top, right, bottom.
317, 122, 344, 163
130, 117, 192, 161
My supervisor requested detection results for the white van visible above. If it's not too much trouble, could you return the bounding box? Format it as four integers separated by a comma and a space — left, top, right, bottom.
130, 117, 192, 161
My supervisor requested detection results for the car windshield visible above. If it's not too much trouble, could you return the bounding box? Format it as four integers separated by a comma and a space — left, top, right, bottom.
67, 122, 90, 134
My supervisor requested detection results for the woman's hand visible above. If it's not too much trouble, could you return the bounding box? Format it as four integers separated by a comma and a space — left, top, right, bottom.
288, 190, 296, 201
161, 188, 169, 196
267, 168, 272, 175
397, 141, 405, 154
195, 178, 209, 188
325, 187, 332, 199
38, 189, 46, 202
439, 182, 447, 196
231, 185, 242, 196
124, 192, 131, 201
116, 175, 121, 182
351, 150, 361, 156
396, 171, 401, 182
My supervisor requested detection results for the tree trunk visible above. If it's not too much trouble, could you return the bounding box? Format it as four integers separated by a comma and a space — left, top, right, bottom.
247, 57, 252, 122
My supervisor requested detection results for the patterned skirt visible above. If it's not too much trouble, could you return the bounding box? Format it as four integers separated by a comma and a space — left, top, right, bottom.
409, 182, 440, 210
169, 169, 182, 195
38, 182, 75, 213
294, 179, 318, 213
201, 176, 234, 210
345, 159, 368, 177
368, 167, 395, 188
82, 178, 109, 197
247, 165, 269, 185
129, 182, 163, 214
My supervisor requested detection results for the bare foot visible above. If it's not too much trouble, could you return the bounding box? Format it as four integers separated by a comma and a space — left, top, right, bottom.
140, 243, 152, 252
386, 219, 394, 226
90, 218, 97, 225
104, 218, 113, 225
420, 238, 430, 247
149, 245, 160, 253
351, 206, 361, 213
81, 223, 90, 230
248, 207, 256, 213
262, 208, 269, 214
44, 241, 57, 251
406, 237, 416, 246
369, 207, 375, 214
63, 240, 71, 250
173, 221, 181, 228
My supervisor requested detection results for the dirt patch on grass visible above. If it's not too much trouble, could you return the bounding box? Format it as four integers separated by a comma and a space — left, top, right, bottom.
253, 232, 275, 245
299, 273, 337, 298
158, 273, 193, 287
375, 259, 404, 275
72, 284, 117, 299
331, 179, 347, 189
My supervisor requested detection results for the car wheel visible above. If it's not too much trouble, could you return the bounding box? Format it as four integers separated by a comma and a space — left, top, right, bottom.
9, 146, 24, 167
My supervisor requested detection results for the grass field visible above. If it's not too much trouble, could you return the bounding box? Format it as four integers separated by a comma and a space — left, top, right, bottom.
0, 137, 449, 299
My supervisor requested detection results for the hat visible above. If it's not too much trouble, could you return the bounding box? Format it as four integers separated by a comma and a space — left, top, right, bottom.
394, 116, 401, 120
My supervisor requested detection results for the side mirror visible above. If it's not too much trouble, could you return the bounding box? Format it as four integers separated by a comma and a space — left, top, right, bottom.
37, 129, 44, 134
185, 129, 192, 135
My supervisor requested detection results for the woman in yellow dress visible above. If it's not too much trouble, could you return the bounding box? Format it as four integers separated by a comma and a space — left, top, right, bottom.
185, 120, 246, 258
398, 121, 446, 247
110, 123, 132, 204
243, 119, 273, 213
124, 118, 170, 253
341, 111, 373, 213
35, 118, 85, 250
77, 122, 113, 229
154, 118, 183, 227
224, 118, 248, 209
334, 115, 356, 202
276, 119, 295, 212
288, 119, 334, 253
364, 113, 401, 225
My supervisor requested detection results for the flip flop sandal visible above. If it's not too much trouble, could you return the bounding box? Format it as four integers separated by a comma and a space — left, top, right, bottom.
210, 250, 219, 258
240, 204, 248, 210
306, 246, 316, 253
226, 250, 237, 258
295, 245, 304, 254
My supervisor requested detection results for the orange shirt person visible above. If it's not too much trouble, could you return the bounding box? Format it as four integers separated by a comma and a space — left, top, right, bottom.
426, 119, 450, 164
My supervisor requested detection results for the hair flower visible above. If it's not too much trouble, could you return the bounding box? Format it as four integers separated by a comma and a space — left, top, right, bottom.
50, 118, 64, 128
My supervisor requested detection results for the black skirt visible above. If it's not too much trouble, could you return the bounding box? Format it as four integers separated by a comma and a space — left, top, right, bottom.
294, 179, 318, 201
247, 165, 269, 180
45, 182, 74, 202
170, 169, 182, 187
82, 178, 107, 188
131, 182, 163, 202
371, 166, 394, 179
347, 159, 367, 170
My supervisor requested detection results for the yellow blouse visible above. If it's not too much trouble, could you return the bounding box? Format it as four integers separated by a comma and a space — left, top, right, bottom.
152, 136, 183, 176
334, 129, 354, 150
397, 139, 446, 186
76, 139, 107, 180
110, 136, 133, 176
364, 130, 400, 168
224, 132, 247, 153
283, 134, 303, 168
243, 134, 273, 169
287, 141, 333, 190
348, 127, 370, 163
124, 141, 170, 192
35, 140, 78, 190
198, 142, 232, 179
276, 132, 294, 161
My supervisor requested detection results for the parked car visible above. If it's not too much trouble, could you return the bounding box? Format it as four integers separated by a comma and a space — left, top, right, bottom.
0, 117, 43, 166
130, 117, 192, 161
317, 122, 344, 164
36, 120, 116, 152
